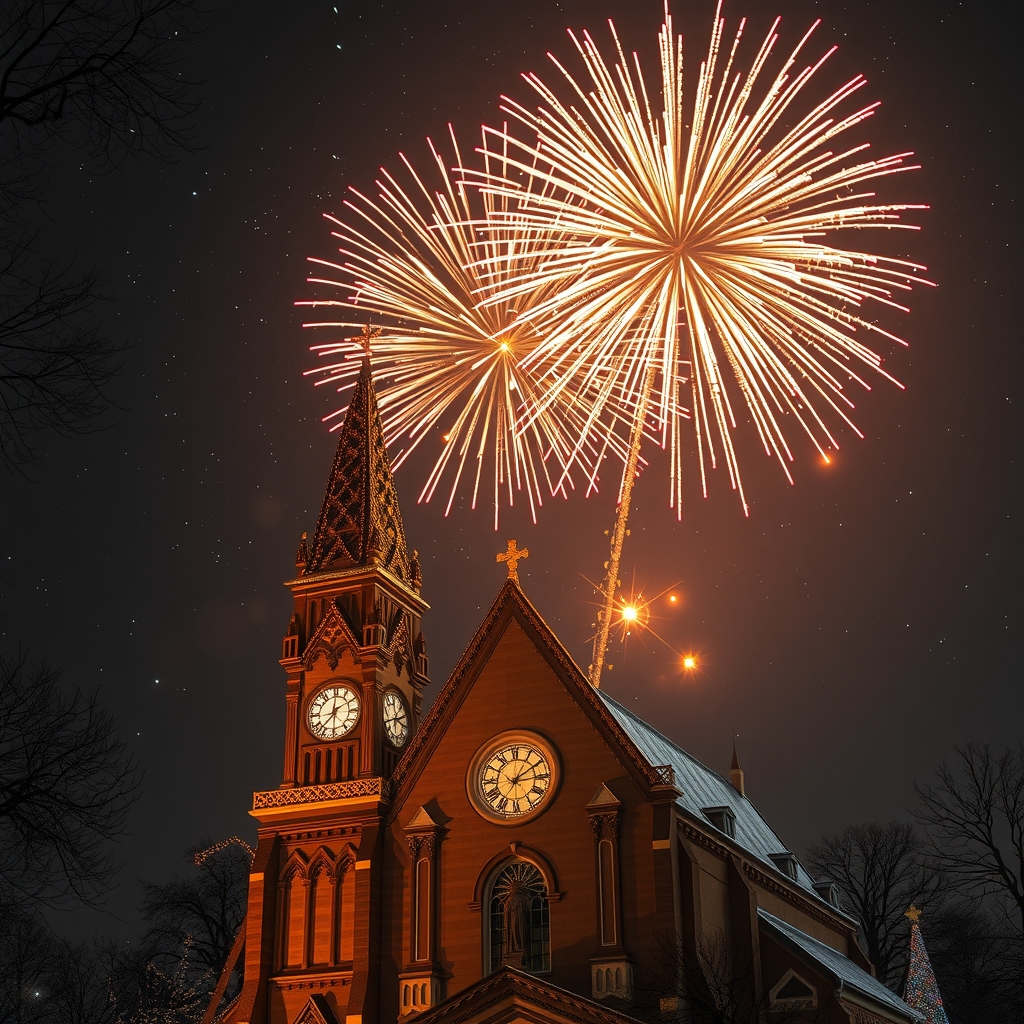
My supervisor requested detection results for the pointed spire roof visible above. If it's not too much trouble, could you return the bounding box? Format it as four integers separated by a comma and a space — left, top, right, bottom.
730, 737, 745, 796
306, 359, 411, 582
903, 908, 950, 1024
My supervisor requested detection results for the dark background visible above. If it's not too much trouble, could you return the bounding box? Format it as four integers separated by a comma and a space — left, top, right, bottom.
1, 0, 1020, 939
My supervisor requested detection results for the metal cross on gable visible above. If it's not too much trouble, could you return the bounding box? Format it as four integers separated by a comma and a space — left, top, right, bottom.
496, 539, 529, 584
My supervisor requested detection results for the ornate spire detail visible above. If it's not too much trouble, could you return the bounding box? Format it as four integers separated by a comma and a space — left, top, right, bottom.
306, 359, 411, 581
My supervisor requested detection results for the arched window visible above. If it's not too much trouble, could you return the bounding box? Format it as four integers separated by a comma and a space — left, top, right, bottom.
488, 860, 550, 973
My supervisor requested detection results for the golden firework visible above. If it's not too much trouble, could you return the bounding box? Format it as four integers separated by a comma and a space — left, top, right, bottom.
470, 4, 930, 683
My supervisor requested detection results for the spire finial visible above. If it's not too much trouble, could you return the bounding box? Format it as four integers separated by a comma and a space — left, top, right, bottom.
358, 322, 381, 359
729, 732, 745, 797
496, 539, 529, 584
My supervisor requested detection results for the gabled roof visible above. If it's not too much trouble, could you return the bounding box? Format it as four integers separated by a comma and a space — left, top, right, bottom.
759, 910, 923, 1023
392, 581, 848, 920
596, 693, 826, 902
390, 580, 672, 802
306, 359, 411, 582
413, 967, 644, 1024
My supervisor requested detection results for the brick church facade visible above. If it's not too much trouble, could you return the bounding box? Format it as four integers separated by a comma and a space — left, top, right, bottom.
205, 362, 922, 1024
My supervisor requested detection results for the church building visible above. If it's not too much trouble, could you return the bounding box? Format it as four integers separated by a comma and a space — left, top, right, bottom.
205, 362, 922, 1024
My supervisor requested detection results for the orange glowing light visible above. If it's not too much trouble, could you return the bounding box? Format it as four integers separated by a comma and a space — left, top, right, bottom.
622, 605, 639, 623
682, 655, 697, 671
668, 594, 678, 604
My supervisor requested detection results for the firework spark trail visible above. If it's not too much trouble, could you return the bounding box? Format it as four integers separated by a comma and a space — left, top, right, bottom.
298, 127, 629, 528
467, 3, 931, 684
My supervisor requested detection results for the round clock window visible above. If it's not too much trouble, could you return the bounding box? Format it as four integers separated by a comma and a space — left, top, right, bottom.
307, 684, 360, 739
468, 732, 560, 823
382, 690, 409, 748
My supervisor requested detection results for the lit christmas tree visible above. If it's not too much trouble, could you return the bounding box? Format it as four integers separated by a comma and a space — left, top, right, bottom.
902, 906, 950, 1024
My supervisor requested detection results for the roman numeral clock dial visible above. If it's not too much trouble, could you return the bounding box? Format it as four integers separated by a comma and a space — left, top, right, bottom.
469, 733, 560, 823
307, 684, 360, 740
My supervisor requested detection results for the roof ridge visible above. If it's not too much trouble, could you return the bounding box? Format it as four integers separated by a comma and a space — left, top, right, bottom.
390, 580, 669, 801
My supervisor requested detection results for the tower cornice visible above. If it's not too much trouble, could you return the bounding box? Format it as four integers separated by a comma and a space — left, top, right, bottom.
283, 564, 429, 613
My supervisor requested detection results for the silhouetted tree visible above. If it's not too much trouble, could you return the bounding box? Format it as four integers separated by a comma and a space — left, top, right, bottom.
0, 0, 200, 467
916, 742, 1024, 941
140, 839, 250, 1005
0, 906, 55, 1023
0, 234, 118, 466
923, 902, 1024, 1024
806, 821, 944, 989
0, 650, 140, 911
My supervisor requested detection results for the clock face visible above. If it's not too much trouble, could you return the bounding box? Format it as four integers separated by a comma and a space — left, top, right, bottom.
478, 742, 552, 819
382, 690, 409, 748
307, 685, 360, 739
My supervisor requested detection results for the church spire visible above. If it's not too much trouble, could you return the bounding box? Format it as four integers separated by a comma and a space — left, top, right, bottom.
729, 737, 745, 797
305, 358, 411, 582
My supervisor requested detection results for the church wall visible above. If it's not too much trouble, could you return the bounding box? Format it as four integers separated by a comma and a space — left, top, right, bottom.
694, 846, 732, 944
385, 617, 663, 1015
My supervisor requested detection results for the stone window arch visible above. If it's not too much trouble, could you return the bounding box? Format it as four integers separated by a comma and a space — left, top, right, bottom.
487, 859, 550, 973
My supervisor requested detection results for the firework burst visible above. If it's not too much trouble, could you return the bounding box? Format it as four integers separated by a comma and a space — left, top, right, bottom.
298, 128, 626, 527
470, 3, 931, 682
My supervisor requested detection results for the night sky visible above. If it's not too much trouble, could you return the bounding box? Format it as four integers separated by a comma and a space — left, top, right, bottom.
2, 0, 1020, 939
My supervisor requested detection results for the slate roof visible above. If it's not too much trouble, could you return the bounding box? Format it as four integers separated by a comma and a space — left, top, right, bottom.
597, 691, 824, 900
759, 909, 924, 1022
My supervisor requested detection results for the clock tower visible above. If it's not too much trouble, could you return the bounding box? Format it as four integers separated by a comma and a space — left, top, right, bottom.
215, 358, 430, 1024
281, 356, 429, 785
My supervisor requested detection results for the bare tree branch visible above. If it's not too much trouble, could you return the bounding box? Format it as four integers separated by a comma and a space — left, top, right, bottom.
0, 231, 122, 466
0, 0, 200, 467
0, 649, 141, 911
140, 840, 249, 1002
0, 0, 201, 197
915, 742, 1024, 940
806, 822, 944, 989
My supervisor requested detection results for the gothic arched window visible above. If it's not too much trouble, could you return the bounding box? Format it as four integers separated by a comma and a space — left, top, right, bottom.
488, 860, 550, 973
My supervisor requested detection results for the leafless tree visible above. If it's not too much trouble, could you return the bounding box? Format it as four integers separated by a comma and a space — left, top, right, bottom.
806, 822, 944, 989
0, 233, 120, 465
140, 840, 250, 1003
0, 0, 200, 200
0, 650, 140, 911
0, 907, 55, 1024
915, 742, 1024, 942
0, 0, 200, 467
923, 901, 1024, 1024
